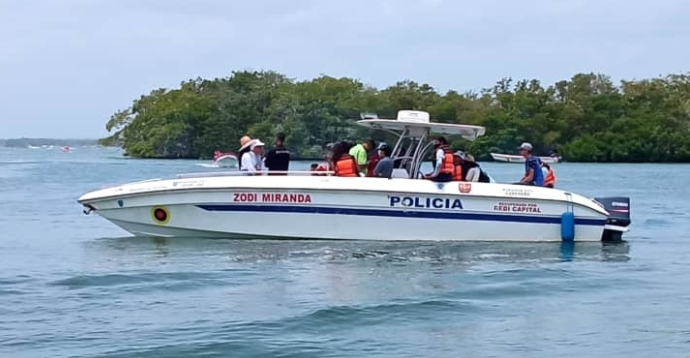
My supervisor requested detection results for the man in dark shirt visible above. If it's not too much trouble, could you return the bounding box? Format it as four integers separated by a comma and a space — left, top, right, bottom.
265, 133, 291, 175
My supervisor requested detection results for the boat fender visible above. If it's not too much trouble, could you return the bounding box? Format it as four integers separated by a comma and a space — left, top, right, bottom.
561, 212, 575, 242
561, 193, 575, 241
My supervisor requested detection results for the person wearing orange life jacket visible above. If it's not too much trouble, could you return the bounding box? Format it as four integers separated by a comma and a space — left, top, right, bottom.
331, 142, 358, 177
452, 151, 465, 181
423, 136, 454, 183
542, 162, 556, 188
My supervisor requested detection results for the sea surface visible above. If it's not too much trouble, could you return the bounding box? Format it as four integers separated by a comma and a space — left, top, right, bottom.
1, 147, 689, 358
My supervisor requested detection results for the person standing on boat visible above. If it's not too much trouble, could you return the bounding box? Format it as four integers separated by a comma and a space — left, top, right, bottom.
366, 143, 380, 177
372, 143, 394, 179
237, 136, 253, 170
424, 136, 454, 183
332, 142, 358, 177
265, 132, 290, 175
517, 142, 544, 186
240, 139, 266, 175
349, 139, 375, 175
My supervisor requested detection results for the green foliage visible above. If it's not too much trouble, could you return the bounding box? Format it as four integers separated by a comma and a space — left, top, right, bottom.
101, 71, 690, 162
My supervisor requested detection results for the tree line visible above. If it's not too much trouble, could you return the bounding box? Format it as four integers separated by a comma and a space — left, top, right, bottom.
100, 71, 690, 162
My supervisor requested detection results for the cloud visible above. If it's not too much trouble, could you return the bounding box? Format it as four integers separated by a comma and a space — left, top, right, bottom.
0, 0, 688, 137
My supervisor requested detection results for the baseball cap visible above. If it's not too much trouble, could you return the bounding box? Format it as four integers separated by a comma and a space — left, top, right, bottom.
518, 142, 533, 151
376, 142, 389, 150
454, 150, 466, 159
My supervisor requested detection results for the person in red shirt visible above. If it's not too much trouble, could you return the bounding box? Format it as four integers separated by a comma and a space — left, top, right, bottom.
366, 146, 381, 177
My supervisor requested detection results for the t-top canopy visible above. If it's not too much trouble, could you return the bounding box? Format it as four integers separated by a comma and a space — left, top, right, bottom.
356, 110, 486, 141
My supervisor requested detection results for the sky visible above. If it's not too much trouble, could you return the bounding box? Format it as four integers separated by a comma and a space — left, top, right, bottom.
1, 0, 688, 138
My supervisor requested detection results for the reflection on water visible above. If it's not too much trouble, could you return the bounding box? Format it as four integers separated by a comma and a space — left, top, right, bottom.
85, 237, 631, 266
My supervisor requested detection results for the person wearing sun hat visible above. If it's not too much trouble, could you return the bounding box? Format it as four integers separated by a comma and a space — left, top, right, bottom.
237, 136, 252, 170
240, 139, 267, 175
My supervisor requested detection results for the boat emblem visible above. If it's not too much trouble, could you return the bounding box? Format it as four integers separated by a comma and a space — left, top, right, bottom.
172, 181, 178, 187
436, 183, 445, 190
117, 199, 124, 207
459, 183, 472, 194
150, 206, 171, 225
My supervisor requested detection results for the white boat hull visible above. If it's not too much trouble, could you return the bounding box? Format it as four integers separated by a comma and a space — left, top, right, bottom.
79, 176, 618, 242
491, 153, 560, 164
213, 155, 238, 168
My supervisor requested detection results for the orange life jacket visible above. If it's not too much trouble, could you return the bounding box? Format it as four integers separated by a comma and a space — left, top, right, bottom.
335, 155, 358, 177
453, 164, 463, 181
440, 145, 455, 175
544, 167, 556, 186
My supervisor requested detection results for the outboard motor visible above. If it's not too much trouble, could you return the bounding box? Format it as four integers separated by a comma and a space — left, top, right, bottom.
594, 197, 631, 241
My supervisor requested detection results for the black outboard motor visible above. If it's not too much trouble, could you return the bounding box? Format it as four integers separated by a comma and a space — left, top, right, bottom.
594, 197, 631, 241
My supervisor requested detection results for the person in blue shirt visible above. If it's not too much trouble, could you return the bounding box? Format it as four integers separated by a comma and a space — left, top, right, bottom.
372, 143, 394, 179
516, 142, 544, 186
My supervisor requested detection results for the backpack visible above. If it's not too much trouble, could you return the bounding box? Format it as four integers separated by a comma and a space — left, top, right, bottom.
477, 164, 491, 183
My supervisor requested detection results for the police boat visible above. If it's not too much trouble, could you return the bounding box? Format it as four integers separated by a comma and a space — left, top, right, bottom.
78, 110, 631, 242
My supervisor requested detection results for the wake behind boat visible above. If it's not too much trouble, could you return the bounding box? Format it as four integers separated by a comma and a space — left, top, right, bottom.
491, 153, 561, 164
78, 110, 630, 242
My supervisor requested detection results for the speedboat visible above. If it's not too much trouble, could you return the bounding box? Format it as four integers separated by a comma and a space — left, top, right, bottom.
212, 151, 238, 168
78, 110, 630, 242
491, 153, 561, 164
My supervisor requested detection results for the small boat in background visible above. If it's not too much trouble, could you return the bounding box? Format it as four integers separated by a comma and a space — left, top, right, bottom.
61, 146, 71, 153
490, 153, 561, 164
212, 151, 238, 168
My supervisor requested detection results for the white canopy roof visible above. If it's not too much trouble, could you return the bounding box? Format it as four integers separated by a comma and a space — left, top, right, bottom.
355, 110, 486, 141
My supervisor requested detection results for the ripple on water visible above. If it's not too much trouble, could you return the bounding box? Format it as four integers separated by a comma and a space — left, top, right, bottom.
644, 218, 672, 227
48, 271, 245, 293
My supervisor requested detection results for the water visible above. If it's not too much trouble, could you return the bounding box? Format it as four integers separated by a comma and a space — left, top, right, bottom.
1, 147, 689, 358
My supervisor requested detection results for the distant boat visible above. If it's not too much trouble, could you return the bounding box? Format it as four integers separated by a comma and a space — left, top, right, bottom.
490, 153, 561, 164
212, 151, 238, 168
61, 146, 70, 153
27, 145, 40, 149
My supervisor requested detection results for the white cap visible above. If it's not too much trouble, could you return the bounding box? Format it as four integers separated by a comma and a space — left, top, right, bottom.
250, 139, 265, 149
518, 142, 533, 151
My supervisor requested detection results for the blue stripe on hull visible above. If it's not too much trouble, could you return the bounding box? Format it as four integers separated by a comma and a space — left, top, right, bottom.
195, 204, 606, 226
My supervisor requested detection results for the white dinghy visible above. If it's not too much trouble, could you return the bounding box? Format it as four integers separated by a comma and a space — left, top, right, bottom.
491, 153, 561, 164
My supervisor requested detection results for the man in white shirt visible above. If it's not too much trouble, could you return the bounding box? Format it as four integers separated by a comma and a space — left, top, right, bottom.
240, 139, 266, 175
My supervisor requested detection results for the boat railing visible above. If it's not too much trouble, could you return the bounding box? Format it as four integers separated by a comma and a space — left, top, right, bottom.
98, 178, 162, 189
176, 170, 336, 179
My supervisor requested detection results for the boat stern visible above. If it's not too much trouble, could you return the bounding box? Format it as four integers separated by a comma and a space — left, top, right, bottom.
594, 197, 631, 241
